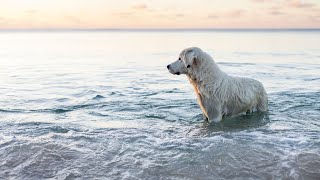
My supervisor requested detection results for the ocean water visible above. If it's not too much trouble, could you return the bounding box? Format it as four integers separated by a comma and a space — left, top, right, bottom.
0, 30, 319, 179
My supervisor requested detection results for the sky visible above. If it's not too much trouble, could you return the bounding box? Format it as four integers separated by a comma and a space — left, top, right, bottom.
0, 0, 319, 29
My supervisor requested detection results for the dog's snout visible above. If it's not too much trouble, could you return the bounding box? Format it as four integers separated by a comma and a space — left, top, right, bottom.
167, 65, 170, 69
187, 65, 190, 68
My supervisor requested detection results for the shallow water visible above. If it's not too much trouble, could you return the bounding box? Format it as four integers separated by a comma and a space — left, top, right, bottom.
0, 30, 319, 179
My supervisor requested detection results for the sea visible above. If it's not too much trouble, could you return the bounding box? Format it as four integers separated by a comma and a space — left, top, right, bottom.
0, 29, 319, 179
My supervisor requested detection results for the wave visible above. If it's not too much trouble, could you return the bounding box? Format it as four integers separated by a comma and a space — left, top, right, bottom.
0, 103, 103, 114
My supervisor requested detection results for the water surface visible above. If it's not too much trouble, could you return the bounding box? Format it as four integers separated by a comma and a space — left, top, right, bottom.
0, 30, 319, 179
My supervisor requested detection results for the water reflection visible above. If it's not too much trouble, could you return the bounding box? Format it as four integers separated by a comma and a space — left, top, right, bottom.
188, 112, 270, 136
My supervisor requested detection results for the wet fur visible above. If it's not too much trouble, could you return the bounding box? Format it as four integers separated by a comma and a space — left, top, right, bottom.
169, 47, 268, 123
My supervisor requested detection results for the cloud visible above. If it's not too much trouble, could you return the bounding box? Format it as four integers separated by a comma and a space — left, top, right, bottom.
251, 0, 268, 2
268, 7, 286, 16
270, 10, 286, 16
288, 0, 316, 8
175, 13, 184, 18
208, 9, 245, 19
207, 14, 219, 19
310, 15, 320, 21
131, 3, 148, 10
111, 3, 153, 19
112, 12, 134, 18
251, 0, 316, 17
252, 0, 317, 9
226, 10, 245, 17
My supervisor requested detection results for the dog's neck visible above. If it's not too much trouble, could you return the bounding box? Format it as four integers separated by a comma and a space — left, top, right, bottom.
186, 55, 225, 84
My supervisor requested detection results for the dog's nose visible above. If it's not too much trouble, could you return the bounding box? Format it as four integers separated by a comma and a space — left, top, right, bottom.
167, 65, 170, 69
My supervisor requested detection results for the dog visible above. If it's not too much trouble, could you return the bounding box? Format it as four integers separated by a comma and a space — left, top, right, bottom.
167, 47, 268, 123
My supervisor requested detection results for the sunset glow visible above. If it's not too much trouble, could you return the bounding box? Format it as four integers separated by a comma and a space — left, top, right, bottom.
0, 0, 319, 29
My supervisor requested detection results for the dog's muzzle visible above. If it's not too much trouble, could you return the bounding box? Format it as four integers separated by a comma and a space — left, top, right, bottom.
167, 64, 180, 75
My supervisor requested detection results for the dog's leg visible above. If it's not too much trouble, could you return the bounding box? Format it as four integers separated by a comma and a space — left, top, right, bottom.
203, 113, 209, 121
208, 110, 222, 123
202, 97, 222, 123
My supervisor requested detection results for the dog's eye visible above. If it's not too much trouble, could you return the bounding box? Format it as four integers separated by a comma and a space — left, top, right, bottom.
178, 57, 181, 61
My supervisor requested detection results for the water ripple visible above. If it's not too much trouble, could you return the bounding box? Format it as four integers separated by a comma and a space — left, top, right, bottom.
1, 31, 320, 179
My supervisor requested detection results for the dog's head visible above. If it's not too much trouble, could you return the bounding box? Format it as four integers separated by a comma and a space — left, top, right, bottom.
167, 47, 202, 75
166, 53, 188, 75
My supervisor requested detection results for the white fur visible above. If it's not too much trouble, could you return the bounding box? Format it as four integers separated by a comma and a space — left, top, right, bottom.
167, 47, 268, 123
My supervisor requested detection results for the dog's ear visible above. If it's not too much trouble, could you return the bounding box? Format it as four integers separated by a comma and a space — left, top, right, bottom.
184, 49, 197, 68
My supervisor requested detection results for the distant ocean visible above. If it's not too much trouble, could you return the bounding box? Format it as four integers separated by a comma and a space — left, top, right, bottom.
0, 29, 319, 179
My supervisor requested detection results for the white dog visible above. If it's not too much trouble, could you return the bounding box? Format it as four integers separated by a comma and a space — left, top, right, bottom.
167, 47, 268, 123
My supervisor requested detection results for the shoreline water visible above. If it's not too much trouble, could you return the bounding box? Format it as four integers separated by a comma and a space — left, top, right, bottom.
0, 30, 319, 179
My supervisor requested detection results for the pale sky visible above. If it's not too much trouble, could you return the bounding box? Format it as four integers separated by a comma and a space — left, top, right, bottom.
0, 0, 319, 29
